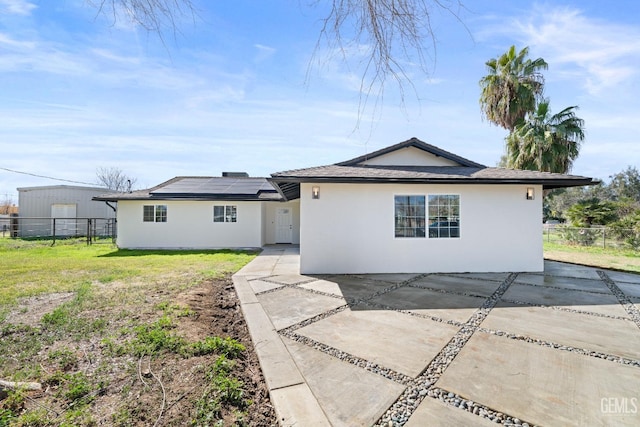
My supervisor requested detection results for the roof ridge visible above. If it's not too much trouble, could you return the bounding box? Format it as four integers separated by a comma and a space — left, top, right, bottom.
334, 137, 486, 168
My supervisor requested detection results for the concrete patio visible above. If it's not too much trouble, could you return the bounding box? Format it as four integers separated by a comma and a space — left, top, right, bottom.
233, 246, 640, 426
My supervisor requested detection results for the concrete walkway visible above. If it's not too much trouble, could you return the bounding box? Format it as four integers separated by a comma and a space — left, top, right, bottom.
233, 246, 640, 426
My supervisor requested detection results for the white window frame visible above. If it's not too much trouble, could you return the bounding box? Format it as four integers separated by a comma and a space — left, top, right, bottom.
143, 205, 167, 223
394, 195, 426, 238
427, 194, 460, 239
213, 205, 237, 223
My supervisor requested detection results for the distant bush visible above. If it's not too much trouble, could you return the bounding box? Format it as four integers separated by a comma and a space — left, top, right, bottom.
558, 226, 600, 246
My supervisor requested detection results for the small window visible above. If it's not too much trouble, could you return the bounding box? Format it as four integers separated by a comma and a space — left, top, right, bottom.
213, 206, 225, 223
143, 205, 167, 223
214, 205, 237, 223
225, 205, 237, 223
395, 195, 425, 238
428, 195, 460, 238
143, 205, 155, 222
155, 205, 167, 223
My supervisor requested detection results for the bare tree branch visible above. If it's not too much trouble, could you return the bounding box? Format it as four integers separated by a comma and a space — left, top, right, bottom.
87, 1, 468, 125
96, 167, 137, 192
309, 0, 468, 125
86, 0, 197, 41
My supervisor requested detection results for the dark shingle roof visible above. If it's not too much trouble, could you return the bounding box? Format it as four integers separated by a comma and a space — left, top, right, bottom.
270, 138, 597, 200
93, 177, 282, 202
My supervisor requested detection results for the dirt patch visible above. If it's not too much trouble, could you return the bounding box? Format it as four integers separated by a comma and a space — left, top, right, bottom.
0, 278, 277, 426
5, 292, 75, 327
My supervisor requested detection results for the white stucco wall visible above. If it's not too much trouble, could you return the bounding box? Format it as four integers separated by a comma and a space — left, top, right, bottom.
299, 183, 543, 274
116, 200, 265, 249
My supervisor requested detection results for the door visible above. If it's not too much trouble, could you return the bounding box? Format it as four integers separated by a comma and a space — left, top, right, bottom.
51, 204, 77, 236
275, 207, 292, 243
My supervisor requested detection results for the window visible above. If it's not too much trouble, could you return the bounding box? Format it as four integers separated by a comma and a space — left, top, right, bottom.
155, 205, 167, 223
143, 205, 154, 222
395, 196, 425, 238
428, 195, 460, 238
213, 205, 237, 223
143, 205, 167, 223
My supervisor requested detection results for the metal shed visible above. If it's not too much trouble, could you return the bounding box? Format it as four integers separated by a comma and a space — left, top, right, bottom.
17, 185, 117, 238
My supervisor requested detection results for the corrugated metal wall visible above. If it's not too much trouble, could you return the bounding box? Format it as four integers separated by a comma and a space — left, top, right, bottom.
16, 186, 116, 237
18, 186, 116, 218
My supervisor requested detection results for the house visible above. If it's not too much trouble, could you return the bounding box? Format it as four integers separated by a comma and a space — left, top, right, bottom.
95, 138, 595, 274
17, 185, 117, 237
94, 174, 300, 249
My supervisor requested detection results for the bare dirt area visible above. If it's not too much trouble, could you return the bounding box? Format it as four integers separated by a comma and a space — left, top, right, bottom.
0, 277, 277, 426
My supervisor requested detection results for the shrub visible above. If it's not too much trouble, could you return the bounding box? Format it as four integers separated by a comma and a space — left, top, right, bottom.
558, 226, 600, 246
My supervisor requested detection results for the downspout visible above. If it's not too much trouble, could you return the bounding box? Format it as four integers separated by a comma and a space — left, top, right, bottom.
104, 201, 117, 244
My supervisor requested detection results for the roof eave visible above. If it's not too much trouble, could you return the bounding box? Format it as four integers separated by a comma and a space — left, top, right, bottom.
93, 195, 282, 202
270, 176, 597, 189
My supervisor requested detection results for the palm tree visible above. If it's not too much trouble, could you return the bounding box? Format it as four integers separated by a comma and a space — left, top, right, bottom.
506, 100, 585, 174
479, 45, 548, 133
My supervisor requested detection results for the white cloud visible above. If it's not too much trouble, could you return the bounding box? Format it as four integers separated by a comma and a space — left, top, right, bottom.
254, 44, 276, 62
508, 6, 640, 95
0, 0, 35, 15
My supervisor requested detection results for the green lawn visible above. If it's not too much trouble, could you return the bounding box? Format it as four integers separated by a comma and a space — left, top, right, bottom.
544, 241, 640, 274
0, 237, 257, 311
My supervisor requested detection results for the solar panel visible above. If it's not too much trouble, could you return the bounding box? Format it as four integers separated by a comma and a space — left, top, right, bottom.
151, 177, 278, 198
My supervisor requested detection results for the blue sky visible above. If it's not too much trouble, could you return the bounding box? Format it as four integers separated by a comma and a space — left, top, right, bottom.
1, 0, 639, 201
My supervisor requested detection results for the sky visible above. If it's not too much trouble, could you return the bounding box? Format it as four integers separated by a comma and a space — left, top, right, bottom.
1, 0, 639, 202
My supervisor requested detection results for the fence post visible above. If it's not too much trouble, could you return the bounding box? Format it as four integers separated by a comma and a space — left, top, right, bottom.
602, 228, 606, 249
52, 218, 56, 245
86, 219, 91, 245
10, 213, 18, 238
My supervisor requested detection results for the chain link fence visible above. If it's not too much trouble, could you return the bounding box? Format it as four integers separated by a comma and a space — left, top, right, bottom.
544, 225, 639, 250
2, 216, 116, 244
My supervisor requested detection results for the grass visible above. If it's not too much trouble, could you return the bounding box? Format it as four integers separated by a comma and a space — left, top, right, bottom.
0, 237, 258, 425
544, 241, 640, 274
0, 237, 256, 307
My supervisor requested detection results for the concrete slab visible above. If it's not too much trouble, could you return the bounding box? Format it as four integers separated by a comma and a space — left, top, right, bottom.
502, 283, 629, 318
607, 271, 640, 285
437, 332, 640, 426
272, 261, 300, 276
324, 275, 400, 302
368, 286, 484, 323
406, 397, 497, 427
297, 308, 460, 378
483, 302, 640, 360
299, 279, 344, 297
447, 272, 509, 282
515, 273, 611, 294
270, 383, 331, 427
412, 275, 503, 297
543, 260, 601, 279
268, 274, 313, 285
232, 276, 259, 305
238, 302, 305, 390
235, 253, 280, 276
617, 282, 640, 300
249, 279, 283, 294
256, 287, 345, 330
354, 273, 421, 283
284, 337, 406, 427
